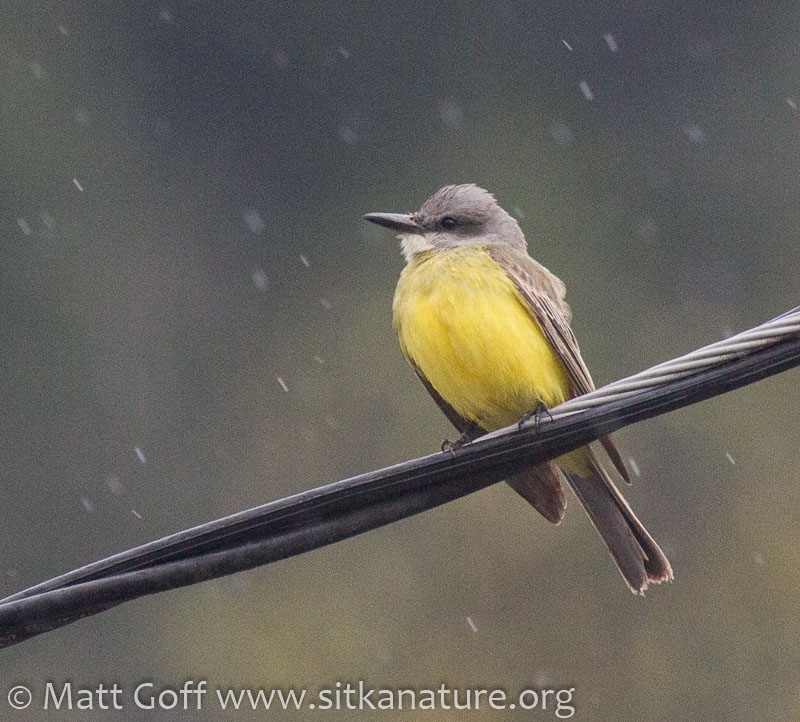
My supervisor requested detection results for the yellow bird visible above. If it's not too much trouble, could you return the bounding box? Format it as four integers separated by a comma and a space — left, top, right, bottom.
365, 184, 672, 593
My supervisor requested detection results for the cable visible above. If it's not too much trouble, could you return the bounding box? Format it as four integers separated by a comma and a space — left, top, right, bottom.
0, 306, 798, 647
486, 305, 800, 434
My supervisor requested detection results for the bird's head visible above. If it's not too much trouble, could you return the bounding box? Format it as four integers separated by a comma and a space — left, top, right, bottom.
364, 184, 526, 262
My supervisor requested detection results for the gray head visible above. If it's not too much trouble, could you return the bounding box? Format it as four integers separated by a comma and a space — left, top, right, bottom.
364, 184, 527, 262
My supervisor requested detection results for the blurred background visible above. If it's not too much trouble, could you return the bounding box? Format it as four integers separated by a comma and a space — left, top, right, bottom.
3, 1, 800, 719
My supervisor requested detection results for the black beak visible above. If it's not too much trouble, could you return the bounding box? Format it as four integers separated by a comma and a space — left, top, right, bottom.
363, 212, 422, 234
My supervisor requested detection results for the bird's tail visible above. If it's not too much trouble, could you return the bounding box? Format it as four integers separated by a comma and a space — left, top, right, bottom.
564, 450, 673, 594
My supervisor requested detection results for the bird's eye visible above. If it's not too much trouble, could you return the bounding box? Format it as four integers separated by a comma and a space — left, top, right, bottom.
440, 216, 457, 230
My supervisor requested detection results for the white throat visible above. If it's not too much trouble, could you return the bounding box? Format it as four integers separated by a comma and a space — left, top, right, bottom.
400, 233, 434, 263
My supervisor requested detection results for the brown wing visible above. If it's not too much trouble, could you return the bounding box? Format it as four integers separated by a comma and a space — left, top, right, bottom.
485, 244, 631, 483
405, 356, 484, 439
506, 464, 567, 524
402, 352, 567, 523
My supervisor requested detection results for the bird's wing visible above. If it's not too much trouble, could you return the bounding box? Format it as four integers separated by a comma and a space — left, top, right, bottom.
486, 244, 630, 483
403, 355, 484, 438
401, 346, 568, 522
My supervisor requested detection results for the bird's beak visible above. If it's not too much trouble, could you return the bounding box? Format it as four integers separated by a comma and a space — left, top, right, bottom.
363, 212, 422, 235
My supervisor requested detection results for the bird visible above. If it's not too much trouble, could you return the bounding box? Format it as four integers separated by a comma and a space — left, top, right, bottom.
364, 184, 672, 593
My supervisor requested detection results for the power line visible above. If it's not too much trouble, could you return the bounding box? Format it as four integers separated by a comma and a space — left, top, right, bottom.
0, 306, 798, 647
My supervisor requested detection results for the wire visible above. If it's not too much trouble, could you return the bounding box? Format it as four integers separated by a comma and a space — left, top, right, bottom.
0, 306, 798, 647
485, 305, 800, 436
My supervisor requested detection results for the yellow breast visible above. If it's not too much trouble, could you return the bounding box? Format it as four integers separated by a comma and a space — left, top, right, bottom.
393, 246, 572, 431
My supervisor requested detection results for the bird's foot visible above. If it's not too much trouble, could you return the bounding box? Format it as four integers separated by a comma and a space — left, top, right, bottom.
441, 431, 475, 453
518, 402, 552, 431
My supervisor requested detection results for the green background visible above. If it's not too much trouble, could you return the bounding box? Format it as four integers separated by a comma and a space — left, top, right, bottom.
3, 1, 800, 719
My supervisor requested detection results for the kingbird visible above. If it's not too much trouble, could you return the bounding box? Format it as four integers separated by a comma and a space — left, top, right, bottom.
364, 184, 672, 593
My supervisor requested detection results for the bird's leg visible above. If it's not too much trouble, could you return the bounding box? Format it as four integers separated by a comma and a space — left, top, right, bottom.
441, 430, 477, 453
518, 402, 552, 431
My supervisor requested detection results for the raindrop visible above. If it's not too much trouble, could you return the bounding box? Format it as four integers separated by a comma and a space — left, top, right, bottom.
72, 178, 84, 192
578, 81, 594, 101
533, 671, 553, 687
81, 497, 94, 513
438, 98, 464, 129
277, 377, 289, 392
466, 616, 478, 632
152, 118, 170, 136
561, 39, 574, 52
244, 209, 266, 235
628, 457, 641, 477
338, 46, 351, 59
300, 254, 310, 267
132, 509, 142, 519
682, 122, 706, 144
550, 121, 574, 146
635, 217, 660, 245
135, 447, 147, 464
272, 49, 289, 68
16, 218, 32, 235
603, 33, 618, 53
251, 267, 268, 291
725, 452, 735, 465
338, 124, 357, 145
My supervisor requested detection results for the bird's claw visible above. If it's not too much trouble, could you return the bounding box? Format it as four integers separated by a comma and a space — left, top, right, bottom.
518, 402, 552, 431
441, 431, 474, 453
